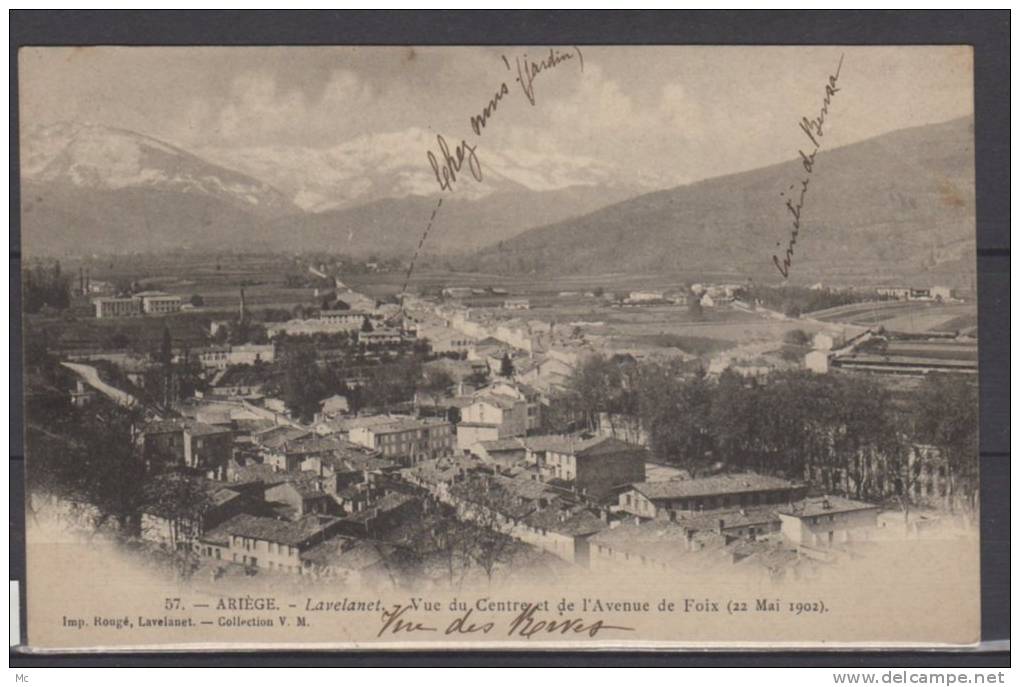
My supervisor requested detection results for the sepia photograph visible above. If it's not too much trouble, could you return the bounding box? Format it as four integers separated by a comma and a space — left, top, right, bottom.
16, 41, 983, 652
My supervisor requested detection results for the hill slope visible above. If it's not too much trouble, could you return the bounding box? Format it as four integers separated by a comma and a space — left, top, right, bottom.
20, 123, 299, 255
466, 117, 976, 284
268, 184, 642, 256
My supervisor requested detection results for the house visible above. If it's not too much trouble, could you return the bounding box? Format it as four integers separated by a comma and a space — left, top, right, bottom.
300, 446, 399, 495
617, 473, 806, 520
504, 298, 530, 310
263, 434, 352, 473
335, 492, 423, 538
525, 434, 648, 502
400, 456, 481, 501
210, 365, 276, 397
199, 513, 345, 573
141, 419, 233, 478
348, 418, 455, 465
472, 438, 528, 465
299, 536, 399, 583
447, 472, 570, 536
264, 480, 336, 520
517, 355, 575, 392
456, 422, 501, 453
422, 328, 478, 356
587, 519, 727, 572
776, 496, 880, 548
141, 478, 257, 548
479, 379, 544, 431
670, 505, 782, 541
197, 344, 275, 370
252, 425, 311, 453
518, 505, 607, 565
460, 394, 528, 439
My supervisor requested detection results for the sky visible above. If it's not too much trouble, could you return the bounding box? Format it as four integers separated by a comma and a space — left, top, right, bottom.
19, 45, 973, 188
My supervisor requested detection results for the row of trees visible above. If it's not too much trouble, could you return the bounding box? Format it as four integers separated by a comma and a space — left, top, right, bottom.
24, 262, 72, 314
735, 284, 891, 317
555, 355, 979, 509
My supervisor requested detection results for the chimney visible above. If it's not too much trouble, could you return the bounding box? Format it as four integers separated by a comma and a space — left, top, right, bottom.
717, 518, 726, 533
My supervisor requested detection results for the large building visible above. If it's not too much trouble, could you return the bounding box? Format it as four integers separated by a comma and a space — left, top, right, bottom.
93, 297, 142, 319
92, 291, 181, 318
348, 418, 455, 465
196, 344, 275, 370
137, 291, 183, 314
199, 513, 345, 573
617, 473, 805, 519
776, 496, 880, 548
526, 434, 648, 502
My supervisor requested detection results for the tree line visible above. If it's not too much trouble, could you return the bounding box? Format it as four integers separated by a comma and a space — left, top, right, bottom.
554, 355, 978, 510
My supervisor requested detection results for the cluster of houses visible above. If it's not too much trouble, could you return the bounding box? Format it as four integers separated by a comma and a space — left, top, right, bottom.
75, 282, 897, 585
136, 364, 884, 585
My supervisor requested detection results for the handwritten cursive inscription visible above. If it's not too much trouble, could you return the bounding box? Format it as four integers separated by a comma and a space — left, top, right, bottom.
507, 603, 634, 639
510, 46, 583, 107
773, 53, 844, 279
425, 46, 584, 193
377, 604, 438, 637
426, 134, 483, 191
375, 602, 633, 640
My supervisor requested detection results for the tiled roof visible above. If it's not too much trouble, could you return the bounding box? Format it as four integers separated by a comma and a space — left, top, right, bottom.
630, 473, 799, 501
524, 507, 606, 537
213, 513, 339, 546
255, 426, 310, 450
674, 506, 781, 532
776, 496, 879, 518
300, 537, 391, 569
374, 491, 417, 513
523, 434, 642, 456
478, 438, 526, 452
368, 418, 451, 435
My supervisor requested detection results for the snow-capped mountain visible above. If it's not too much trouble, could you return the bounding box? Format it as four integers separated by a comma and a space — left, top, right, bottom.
201, 127, 666, 212
18, 122, 654, 257
22, 122, 297, 218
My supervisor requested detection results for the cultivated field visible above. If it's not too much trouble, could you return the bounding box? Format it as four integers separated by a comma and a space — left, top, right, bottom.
812, 301, 977, 335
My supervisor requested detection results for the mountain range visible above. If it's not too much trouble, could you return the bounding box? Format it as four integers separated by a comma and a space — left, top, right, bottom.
20, 122, 652, 256
19, 117, 976, 285
465, 116, 976, 283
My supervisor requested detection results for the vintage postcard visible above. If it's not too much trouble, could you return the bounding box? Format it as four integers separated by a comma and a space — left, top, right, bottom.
17, 45, 979, 651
